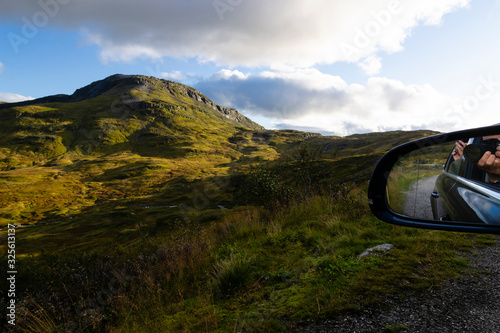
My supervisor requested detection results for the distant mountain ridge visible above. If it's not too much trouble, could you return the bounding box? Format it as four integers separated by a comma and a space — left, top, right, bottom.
0, 74, 273, 165
0, 73, 440, 174
0, 74, 262, 130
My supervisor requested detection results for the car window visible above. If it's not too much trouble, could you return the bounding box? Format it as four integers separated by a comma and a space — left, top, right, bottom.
444, 148, 466, 176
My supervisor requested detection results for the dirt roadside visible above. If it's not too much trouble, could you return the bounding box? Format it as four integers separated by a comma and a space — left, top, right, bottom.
290, 235, 500, 332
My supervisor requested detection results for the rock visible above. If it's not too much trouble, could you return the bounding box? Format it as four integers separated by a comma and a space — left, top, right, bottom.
357, 243, 395, 258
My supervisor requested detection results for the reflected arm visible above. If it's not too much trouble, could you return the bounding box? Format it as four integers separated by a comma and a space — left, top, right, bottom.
477, 147, 500, 183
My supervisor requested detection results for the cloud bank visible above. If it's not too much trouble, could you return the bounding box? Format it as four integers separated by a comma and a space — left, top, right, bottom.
195, 68, 471, 135
0, 0, 470, 70
1, 0, 480, 135
0, 92, 34, 103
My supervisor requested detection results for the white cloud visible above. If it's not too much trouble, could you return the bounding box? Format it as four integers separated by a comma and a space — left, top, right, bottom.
260, 67, 347, 91
0, 62, 4, 74
358, 55, 382, 75
0, 0, 479, 135
195, 68, 475, 135
0, 0, 471, 70
212, 69, 249, 81
161, 70, 188, 81
0, 93, 34, 103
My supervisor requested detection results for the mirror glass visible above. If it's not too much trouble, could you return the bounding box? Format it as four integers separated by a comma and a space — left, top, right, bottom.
386, 134, 500, 224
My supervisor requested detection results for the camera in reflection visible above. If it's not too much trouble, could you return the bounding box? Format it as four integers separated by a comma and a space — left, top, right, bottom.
463, 138, 500, 163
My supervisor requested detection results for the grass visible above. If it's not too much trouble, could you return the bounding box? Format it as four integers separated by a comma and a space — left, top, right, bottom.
210, 252, 254, 299
1, 136, 493, 331
2, 183, 492, 332
103, 191, 491, 332
0, 75, 494, 332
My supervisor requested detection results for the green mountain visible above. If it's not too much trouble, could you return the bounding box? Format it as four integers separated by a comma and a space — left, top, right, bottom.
3, 75, 476, 333
0, 74, 438, 231
0, 74, 322, 249
0, 74, 267, 166
0, 74, 438, 236
0, 74, 438, 168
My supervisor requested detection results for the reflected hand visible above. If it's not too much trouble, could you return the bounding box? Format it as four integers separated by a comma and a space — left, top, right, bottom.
452, 140, 467, 160
477, 146, 500, 183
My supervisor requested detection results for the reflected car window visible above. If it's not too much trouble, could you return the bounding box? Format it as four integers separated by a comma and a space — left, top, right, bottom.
444, 147, 466, 177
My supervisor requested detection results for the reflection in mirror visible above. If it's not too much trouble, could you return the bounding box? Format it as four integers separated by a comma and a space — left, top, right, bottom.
386, 134, 500, 224
386, 142, 450, 220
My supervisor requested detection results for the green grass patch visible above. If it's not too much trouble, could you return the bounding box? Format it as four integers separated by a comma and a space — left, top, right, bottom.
0, 76, 491, 332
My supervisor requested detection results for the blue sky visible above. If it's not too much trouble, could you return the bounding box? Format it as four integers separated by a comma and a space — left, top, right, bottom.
1, 0, 500, 135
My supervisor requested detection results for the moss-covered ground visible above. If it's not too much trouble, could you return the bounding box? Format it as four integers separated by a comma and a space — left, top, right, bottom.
0, 75, 492, 332
0, 138, 493, 332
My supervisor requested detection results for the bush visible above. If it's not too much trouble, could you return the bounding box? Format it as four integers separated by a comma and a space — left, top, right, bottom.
245, 166, 294, 209
211, 253, 253, 298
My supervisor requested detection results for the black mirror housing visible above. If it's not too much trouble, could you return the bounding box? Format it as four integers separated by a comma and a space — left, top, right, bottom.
368, 125, 500, 234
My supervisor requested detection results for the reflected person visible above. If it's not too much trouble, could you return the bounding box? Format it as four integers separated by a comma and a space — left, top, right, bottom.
476, 135, 500, 184
448, 140, 468, 176
452, 140, 467, 161
455, 135, 500, 184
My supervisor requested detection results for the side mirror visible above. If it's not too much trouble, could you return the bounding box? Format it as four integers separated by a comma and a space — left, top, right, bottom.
368, 125, 500, 234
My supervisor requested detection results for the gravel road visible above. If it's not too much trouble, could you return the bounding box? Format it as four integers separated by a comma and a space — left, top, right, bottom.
290, 235, 500, 332
402, 175, 438, 220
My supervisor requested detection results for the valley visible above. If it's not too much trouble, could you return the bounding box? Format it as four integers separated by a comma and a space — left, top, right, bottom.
0, 75, 492, 332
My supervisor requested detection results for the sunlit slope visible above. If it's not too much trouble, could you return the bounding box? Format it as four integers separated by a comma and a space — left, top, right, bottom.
0, 74, 264, 166
0, 74, 439, 254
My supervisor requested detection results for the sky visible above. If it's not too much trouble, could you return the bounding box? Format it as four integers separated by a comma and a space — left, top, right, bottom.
1, 0, 500, 136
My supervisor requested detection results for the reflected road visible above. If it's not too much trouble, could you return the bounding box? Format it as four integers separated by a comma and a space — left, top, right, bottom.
403, 175, 439, 220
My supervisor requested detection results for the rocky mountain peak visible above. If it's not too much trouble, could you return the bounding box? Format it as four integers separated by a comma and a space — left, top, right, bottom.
0, 74, 263, 130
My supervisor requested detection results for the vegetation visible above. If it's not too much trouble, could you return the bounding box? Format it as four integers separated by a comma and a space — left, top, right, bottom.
386, 142, 452, 214
0, 75, 494, 332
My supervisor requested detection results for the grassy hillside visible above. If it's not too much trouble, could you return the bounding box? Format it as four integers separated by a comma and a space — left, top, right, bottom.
0, 75, 492, 332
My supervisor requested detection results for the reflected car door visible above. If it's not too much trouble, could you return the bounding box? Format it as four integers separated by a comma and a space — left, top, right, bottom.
432, 137, 488, 223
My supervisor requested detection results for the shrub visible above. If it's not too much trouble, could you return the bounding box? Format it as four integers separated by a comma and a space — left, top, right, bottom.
211, 253, 253, 298
245, 166, 294, 209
